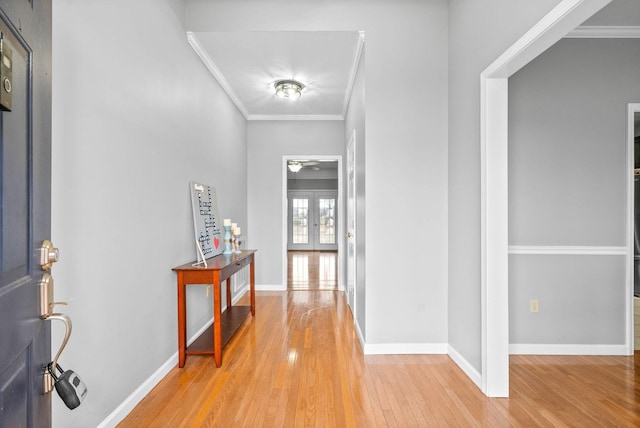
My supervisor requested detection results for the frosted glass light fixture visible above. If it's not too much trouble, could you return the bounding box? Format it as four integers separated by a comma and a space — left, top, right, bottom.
275, 80, 304, 100
288, 162, 303, 173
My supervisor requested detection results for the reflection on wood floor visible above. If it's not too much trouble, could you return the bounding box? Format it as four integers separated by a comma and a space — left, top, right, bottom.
288, 251, 337, 290
119, 291, 640, 427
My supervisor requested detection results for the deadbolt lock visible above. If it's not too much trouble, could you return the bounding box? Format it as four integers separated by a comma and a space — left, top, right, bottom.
40, 240, 59, 270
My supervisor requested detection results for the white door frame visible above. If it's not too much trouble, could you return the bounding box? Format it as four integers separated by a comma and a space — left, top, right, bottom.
626, 104, 640, 354
480, 0, 611, 397
346, 130, 357, 314
282, 155, 344, 290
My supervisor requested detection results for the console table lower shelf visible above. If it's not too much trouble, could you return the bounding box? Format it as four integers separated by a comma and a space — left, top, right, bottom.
186, 306, 251, 356
172, 250, 256, 368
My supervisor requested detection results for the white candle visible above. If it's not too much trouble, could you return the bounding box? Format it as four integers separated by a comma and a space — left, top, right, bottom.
231, 223, 237, 229
223, 219, 231, 227
234, 227, 241, 235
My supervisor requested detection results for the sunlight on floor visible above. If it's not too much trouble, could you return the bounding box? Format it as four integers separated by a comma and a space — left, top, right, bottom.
288, 251, 337, 290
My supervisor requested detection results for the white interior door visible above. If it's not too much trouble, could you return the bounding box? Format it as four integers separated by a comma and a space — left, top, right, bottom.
346, 132, 356, 312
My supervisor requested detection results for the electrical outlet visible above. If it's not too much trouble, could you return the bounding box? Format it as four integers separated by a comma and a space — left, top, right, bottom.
530, 299, 539, 313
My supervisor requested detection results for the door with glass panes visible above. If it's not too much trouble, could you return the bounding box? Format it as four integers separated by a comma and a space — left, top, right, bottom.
288, 191, 337, 251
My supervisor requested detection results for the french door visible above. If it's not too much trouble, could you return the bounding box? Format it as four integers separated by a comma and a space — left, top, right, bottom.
288, 191, 337, 251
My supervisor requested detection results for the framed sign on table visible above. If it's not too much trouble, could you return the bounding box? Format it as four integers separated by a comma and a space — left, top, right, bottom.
189, 182, 224, 263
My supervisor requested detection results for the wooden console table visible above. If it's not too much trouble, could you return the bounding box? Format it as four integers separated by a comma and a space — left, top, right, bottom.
172, 250, 256, 368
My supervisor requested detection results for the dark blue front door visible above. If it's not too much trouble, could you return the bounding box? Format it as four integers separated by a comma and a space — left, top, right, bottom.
0, 0, 52, 426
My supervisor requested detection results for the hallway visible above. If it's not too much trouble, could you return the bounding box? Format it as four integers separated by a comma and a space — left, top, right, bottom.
119, 290, 640, 427
287, 251, 338, 290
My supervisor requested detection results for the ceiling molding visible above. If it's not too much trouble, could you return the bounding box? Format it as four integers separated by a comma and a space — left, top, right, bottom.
341, 31, 366, 117
248, 114, 344, 121
186, 32, 250, 118
565, 25, 640, 38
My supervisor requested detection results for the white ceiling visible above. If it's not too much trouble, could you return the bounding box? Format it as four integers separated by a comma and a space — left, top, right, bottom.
188, 31, 363, 120
186, 1, 637, 122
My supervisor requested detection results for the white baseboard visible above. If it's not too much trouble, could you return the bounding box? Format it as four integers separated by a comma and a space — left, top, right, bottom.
97, 288, 254, 428
255, 283, 286, 291
448, 345, 482, 390
509, 343, 631, 355
96, 320, 214, 428
232, 285, 249, 303
363, 342, 447, 355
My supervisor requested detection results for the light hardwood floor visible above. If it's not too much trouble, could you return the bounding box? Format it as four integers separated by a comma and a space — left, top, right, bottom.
119, 291, 640, 427
287, 251, 337, 290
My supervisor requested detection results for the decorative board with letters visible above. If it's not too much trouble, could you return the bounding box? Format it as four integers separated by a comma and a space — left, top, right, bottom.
190, 181, 223, 262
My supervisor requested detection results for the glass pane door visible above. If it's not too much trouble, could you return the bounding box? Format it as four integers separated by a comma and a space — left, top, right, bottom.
288, 191, 338, 251
318, 197, 335, 244
288, 192, 314, 250
316, 192, 337, 251
292, 197, 309, 244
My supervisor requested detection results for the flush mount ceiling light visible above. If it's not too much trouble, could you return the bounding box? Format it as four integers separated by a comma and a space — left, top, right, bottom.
275, 80, 304, 101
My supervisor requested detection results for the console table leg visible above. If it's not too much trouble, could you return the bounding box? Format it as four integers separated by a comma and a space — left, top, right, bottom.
177, 273, 186, 368
213, 279, 222, 367
250, 260, 255, 316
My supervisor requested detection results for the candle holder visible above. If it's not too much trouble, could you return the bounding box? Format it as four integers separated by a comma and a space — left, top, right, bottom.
233, 230, 242, 254
223, 225, 232, 255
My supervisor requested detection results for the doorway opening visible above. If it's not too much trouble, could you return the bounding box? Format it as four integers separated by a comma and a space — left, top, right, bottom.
283, 156, 342, 291
631, 106, 640, 351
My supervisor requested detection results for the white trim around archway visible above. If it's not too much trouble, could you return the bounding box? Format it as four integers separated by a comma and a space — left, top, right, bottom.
480, 0, 612, 397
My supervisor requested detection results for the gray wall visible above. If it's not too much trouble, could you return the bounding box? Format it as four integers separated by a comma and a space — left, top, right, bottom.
189, 0, 450, 346
51, 0, 248, 425
448, 0, 564, 373
508, 38, 640, 345
247, 120, 345, 287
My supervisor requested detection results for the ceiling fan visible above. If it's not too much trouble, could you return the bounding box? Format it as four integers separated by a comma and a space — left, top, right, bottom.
287, 160, 320, 172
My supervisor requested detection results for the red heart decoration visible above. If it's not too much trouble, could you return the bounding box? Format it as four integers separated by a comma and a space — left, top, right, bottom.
213, 237, 220, 249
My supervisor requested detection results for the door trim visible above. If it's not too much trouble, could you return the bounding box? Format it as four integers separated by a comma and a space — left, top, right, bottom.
480, 0, 611, 397
626, 103, 640, 354
346, 129, 357, 314
282, 155, 343, 290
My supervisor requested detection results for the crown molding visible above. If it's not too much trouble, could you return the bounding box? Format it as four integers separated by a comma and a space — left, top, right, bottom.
186, 32, 250, 119
565, 25, 640, 38
342, 31, 365, 117
248, 114, 344, 121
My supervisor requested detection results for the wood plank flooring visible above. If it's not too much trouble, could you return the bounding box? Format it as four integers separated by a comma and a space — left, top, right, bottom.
119, 291, 640, 427
287, 251, 337, 290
